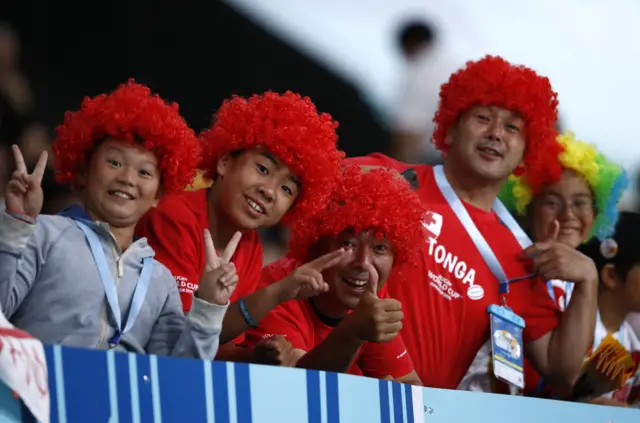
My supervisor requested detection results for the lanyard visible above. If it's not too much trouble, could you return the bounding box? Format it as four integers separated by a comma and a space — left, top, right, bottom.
433, 165, 535, 295
75, 220, 153, 348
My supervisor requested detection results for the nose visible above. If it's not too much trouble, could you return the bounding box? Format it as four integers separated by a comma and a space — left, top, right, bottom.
486, 121, 504, 142
558, 202, 577, 220
352, 245, 372, 269
258, 178, 277, 202
116, 166, 136, 186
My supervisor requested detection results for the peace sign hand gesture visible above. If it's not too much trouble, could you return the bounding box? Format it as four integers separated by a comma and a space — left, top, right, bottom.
197, 229, 242, 306
5, 145, 48, 217
274, 248, 349, 304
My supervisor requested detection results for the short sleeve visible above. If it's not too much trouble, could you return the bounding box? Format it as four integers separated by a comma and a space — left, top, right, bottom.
358, 333, 415, 379
510, 276, 561, 343
244, 300, 310, 351
136, 200, 202, 312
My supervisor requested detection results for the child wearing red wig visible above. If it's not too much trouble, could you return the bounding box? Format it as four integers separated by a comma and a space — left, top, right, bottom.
136, 91, 345, 361
0, 81, 234, 359
345, 55, 598, 390
245, 165, 423, 384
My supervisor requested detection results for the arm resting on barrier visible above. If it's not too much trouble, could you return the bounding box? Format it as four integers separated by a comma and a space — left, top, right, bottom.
295, 323, 364, 373
147, 285, 229, 360
0, 211, 44, 317
525, 280, 598, 390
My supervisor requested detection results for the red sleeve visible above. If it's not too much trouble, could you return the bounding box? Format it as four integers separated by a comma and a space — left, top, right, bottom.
228, 233, 263, 346
136, 199, 203, 312
357, 333, 415, 379
343, 153, 408, 173
510, 276, 561, 343
244, 300, 311, 351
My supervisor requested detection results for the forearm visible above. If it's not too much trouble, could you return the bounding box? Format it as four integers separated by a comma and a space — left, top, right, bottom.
546, 281, 598, 387
215, 342, 255, 362
220, 283, 282, 344
296, 324, 363, 373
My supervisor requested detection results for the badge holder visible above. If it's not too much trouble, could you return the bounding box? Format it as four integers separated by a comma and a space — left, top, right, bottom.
488, 303, 526, 389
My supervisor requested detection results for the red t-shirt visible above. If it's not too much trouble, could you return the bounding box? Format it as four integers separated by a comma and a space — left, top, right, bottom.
136, 189, 263, 345
245, 257, 415, 379
344, 154, 560, 389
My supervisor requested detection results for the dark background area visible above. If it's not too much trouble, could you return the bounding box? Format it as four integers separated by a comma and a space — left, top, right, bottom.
2, 0, 389, 158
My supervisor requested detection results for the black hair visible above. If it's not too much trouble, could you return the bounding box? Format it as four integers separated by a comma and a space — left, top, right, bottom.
578, 211, 640, 282
397, 21, 436, 53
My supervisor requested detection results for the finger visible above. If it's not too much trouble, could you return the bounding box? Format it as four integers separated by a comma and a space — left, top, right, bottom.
203, 229, 221, 269
221, 231, 242, 263
378, 332, 400, 343
522, 242, 552, 258
20, 173, 30, 187
530, 249, 557, 270
7, 179, 28, 194
382, 310, 405, 323
222, 274, 239, 287
364, 262, 380, 297
381, 298, 402, 312
219, 268, 238, 284
308, 248, 346, 271
381, 320, 403, 334
545, 219, 560, 243
11, 145, 27, 174
31, 150, 48, 184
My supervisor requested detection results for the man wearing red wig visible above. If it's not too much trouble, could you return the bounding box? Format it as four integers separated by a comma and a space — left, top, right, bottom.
245, 166, 423, 384
345, 55, 598, 390
0, 81, 233, 358
136, 92, 345, 361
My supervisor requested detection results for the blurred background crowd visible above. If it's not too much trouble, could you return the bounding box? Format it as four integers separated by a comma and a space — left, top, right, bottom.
2, 0, 640, 264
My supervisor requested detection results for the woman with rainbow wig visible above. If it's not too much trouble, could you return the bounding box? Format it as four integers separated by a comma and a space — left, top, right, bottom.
459, 131, 630, 401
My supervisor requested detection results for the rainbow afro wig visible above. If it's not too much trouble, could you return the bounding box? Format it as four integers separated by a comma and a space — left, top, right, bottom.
499, 131, 629, 240
433, 55, 563, 193
198, 91, 344, 224
288, 165, 425, 268
53, 79, 199, 195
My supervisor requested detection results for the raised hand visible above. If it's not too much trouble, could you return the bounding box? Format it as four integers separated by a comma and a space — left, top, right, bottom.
341, 262, 404, 343
252, 335, 298, 367
522, 219, 598, 285
5, 145, 48, 217
274, 248, 349, 304
197, 229, 242, 305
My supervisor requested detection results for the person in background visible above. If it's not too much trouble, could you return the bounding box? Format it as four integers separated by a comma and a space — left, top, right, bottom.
136, 91, 345, 362
0, 81, 232, 358
391, 19, 462, 164
345, 55, 598, 390
459, 131, 630, 398
245, 165, 424, 385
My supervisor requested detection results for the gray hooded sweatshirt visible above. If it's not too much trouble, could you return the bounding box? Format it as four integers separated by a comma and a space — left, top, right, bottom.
0, 205, 228, 359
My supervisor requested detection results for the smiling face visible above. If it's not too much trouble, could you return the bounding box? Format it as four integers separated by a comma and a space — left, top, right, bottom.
319, 230, 395, 310
445, 105, 526, 182
528, 170, 595, 247
81, 138, 161, 228
216, 148, 300, 231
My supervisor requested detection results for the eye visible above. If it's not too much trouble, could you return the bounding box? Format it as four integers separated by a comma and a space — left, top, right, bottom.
476, 114, 490, 122
505, 124, 521, 133
342, 239, 356, 249
139, 169, 153, 177
281, 185, 293, 195
374, 244, 389, 254
256, 163, 268, 174
107, 159, 121, 167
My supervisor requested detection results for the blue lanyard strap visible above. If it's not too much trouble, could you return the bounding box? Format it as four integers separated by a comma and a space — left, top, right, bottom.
75, 220, 153, 348
433, 166, 534, 295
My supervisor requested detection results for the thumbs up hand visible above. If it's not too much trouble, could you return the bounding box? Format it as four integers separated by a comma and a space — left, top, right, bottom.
340, 263, 404, 343
522, 219, 597, 285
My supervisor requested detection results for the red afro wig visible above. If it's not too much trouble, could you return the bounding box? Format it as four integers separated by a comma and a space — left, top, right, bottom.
198, 91, 344, 224
53, 79, 199, 195
433, 55, 564, 194
288, 165, 425, 268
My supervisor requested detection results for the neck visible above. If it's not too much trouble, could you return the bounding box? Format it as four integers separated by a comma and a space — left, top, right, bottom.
310, 293, 349, 321
442, 159, 504, 212
598, 289, 629, 334
82, 199, 135, 251
207, 185, 244, 251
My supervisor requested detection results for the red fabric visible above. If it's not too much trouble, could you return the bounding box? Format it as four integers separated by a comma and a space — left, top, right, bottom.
135, 189, 263, 345
348, 154, 560, 389
247, 258, 413, 379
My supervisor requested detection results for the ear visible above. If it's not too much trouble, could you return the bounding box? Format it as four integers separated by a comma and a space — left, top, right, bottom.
600, 263, 619, 290
444, 125, 455, 146
216, 152, 235, 178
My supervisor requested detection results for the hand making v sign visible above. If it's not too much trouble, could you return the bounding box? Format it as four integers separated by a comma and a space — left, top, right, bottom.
196, 229, 242, 306
5, 145, 48, 217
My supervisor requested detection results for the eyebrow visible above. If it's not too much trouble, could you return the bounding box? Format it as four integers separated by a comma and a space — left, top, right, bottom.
543, 191, 592, 199
262, 152, 300, 186
106, 146, 157, 167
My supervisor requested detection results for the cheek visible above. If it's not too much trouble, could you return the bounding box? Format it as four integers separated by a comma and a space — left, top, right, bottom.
140, 179, 161, 200
580, 215, 594, 236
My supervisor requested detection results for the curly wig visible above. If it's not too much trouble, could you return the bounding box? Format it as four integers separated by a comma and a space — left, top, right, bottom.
198, 91, 344, 224
288, 165, 425, 268
433, 55, 563, 194
53, 79, 199, 195
499, 131, 629, 241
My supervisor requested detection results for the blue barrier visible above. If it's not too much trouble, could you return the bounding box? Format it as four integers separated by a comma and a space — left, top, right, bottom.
3, 345, 639, 422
